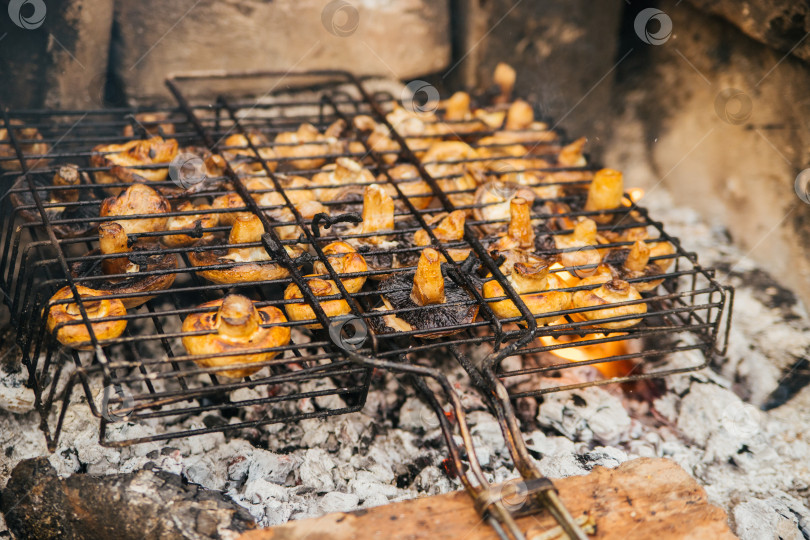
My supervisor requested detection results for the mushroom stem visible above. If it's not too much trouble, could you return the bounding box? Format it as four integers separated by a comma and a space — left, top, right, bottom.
494, 63, 516, 104
444, 92, 471, 120
585, 168, 624, 214
227, 214, 270, 262
334, 157, 366, 184
216, 294, 261, 339
507, 197, 535, 249
361, 184, 394, 239
99, 222, 133, 276
573, 218, 598, 244
51, 164, 80, 203
414, 210, 466, 246
411, 248, 446, 306
505, 99, 534, 130
510, 262, 549, 294
625, 240, 651, 273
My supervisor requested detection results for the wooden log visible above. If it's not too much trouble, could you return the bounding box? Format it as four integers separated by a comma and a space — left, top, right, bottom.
239, 457, 736, 540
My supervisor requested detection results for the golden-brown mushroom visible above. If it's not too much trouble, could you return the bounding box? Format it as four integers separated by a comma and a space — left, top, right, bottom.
483, 261, 571, 326
473, 180, 536, 235
0, 119, 50, 171
311, 157, 376, 203
211, 192, 251, 226
122, 113, 176, 137
488, 197, 537, 253
604, 240, 665, 292
413, 210, 469, 262
584, 168, 624, 223
486, 158, 561, 200
493, 62, 516, 104
572, 278, 647, 329
439, 92, 487, 135
312, 241, 369, 293
386, 105, 442, 156
162, 202, 220, 247
554, 218, 608, 277
284, 278, 351, 330
188, 213, 299, 284
222, 132, 277, 173
384, 164, 433, 210
181, 294, 290, 378
99, 183, 171, 236
274, 123, 341, 170
91, 136, 178, 194
557, 137, 587, 167
649, 239, 676, 272
46, 285, 127, 350
353, 115, 400, 164
376, 248, 478, 338
421, 142, 481, 206
70, 222, 178, 309
246, 174, 327, 239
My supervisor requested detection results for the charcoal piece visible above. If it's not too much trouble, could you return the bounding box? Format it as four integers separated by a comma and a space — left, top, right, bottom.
1, 457, 255, 540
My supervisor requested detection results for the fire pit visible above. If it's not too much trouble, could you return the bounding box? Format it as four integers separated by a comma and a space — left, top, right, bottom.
0, 70, 737, 538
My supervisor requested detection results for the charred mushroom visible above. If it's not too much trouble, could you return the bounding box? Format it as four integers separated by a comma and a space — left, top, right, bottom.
584, 168, 623, 223
188, 214, 300, 284
604, 240, 665, 292
483, 261, 571, 326
162, 202, 220, 247
181, 294, 290, 378
473, 180, 536, 235
99, 183, 171, 236
284, 278, 351, 330
375, 248, 478, 338
486, 196, 556, 255
572, 278, 647, 329
70, 222, 178, 309
9, 165, 98, 238
91, 136, 179, 194
0, 120, 50, 171
46, 285, 128, 350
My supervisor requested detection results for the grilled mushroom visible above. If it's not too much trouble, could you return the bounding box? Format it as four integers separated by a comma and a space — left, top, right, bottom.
162, 202, 220, 247
70, 222, 177, 309
246, 174, 326, 239
222, 132, 277, 174
386, 105, 443, 156
91, 136, 178, 194
421, 142, 480, 206
376, 248, 478, 338
189, 214, 300, 285
493, 62, 516, 105
557, 137, 587, 167
584, 168, 623, 223
284, 278, 351, 330
9, 165, 98, 238
312, 241, 369, 293
46, 285, 128, 350
99, 183, 171, 236
212, 192, 252, 226
487, 197, 555, 255
604, 240, 665, 292
473, 180, 536, 235
497, 100, 558, 148
483, 261, 571, 326
274, 123, 341, 170
439, 92, 487, 135
122, 113, 176, 137
486, 158, 562, 200
572, 278, 647, 329
412, 210, 470, 263
0, 120, 50, 171
311, 157, 376, 205
181, 294, 290, 378
384, 164, 433, 210
554, 218, 608, 277
353, 115, 400, 164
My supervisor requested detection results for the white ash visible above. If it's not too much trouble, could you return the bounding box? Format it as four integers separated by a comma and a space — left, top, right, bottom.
1, 185, 810, 539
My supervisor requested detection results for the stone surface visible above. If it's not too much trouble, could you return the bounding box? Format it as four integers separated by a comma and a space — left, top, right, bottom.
687, 0, 810, 65
0, 0, 115, 108
110, 0, 451, 104
1, 457, 255, 539
604, 0, 810, 308
451, 0, 625, 160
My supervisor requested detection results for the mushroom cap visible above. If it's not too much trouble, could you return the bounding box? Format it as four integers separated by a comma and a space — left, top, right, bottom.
602, 241, 665, 293
274, 123, 340, 170
161, 202, 220, 247
211, 192, 251, 226
572, 278, 647, 329
91, 136, 179, 194
181, 295, 290, 378
312, 242, 369, 294
45, 285, 128, 350
283, 278, 352, 329
100, 183, 171, 235
376, 262, 478, 339
483, 266, 571, 326
70, 244, 178, 309
0, 120, 50, 171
